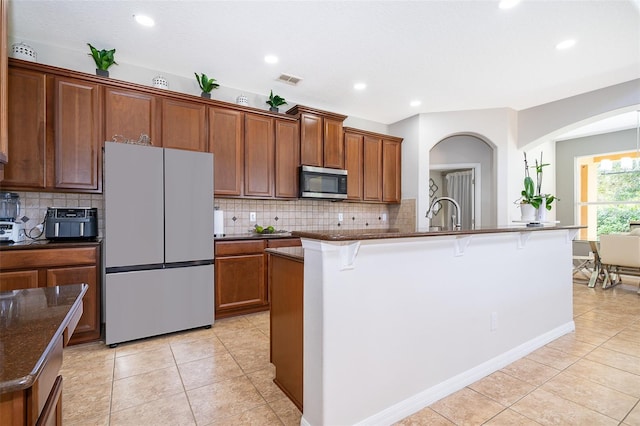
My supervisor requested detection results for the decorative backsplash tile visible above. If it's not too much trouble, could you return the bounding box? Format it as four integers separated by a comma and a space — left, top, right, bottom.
13, 191, 416, 240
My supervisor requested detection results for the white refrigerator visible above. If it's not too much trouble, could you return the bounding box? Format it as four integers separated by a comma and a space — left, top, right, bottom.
104, 142, 214, 346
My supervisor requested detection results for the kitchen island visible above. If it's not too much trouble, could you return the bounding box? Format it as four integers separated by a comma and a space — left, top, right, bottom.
292, 225, 582, 426
0, 283, 87, 425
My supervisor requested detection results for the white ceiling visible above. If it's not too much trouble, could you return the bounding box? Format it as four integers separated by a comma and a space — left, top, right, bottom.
7, 0, 640, 125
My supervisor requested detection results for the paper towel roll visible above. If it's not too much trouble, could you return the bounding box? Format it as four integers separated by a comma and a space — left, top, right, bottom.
214, 210, 225, 237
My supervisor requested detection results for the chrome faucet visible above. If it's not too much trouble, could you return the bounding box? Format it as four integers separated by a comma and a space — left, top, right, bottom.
426, 197, 461, 230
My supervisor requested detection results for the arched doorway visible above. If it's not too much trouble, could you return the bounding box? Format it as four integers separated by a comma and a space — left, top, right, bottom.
429, 134, 496, 229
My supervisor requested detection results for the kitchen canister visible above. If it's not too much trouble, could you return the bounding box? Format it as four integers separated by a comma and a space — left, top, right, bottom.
11, 43, 37, 62
236, 94, 249, 106
214, 208, 225, 237
152, 75, 169, 89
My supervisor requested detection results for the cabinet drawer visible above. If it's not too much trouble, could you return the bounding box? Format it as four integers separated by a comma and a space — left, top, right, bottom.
215, 240, 265, 256
0, 247, 97, 269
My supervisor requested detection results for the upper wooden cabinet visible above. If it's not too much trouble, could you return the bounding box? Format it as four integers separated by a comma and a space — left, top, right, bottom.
363, 136, 383, 201
209, 106, 244, 196
345, 127, 403, 203
161, 98, 207, 152
344, 132, 363, 200
323, 117, 345, 169
3, 67, 47, 189
0, 0, 8, 179
244, 113, 274, 197
286, 105, 346, 169
382, 139, 402, 203
105, 87, 159, 145
274, 119, 300, 198
54, 77, 102, 191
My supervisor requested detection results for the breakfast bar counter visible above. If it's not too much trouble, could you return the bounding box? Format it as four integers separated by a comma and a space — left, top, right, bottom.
0, 284, 87, 425
293, 226, 582, 426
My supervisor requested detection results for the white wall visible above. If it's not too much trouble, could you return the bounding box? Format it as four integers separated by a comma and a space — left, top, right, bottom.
518, 79, 640, 147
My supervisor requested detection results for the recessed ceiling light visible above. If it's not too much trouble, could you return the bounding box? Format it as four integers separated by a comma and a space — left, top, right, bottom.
556, 39, 576, 50
498, 0, 520, 9
264, 55, 278, 64
410, 100, 422, 107
354, 82, 366, 90
134, 14, 155, 27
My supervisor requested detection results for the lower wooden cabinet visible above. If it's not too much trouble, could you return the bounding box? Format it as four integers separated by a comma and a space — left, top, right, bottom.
0, 244, 101, 345
214, 237, 301, 319
269, 251, 304, 411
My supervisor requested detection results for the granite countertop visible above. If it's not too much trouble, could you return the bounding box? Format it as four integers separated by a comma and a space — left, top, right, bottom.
0, 284, 87, 394
265, 246, 304, 261
215, 232, 294, 241
0, 239, 101, 250
292, 225, 585, 241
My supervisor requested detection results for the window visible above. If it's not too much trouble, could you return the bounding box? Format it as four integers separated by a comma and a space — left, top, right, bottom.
577, 152, 640, 240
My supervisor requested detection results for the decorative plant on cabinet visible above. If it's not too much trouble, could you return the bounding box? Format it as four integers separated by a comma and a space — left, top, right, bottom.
195, 73, 219, 98
266, 90, 287, 112
87, 43, 117, 77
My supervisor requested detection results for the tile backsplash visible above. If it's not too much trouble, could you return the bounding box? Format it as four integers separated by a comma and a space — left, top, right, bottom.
13, 191, 416, 239
13, 191, 105, 239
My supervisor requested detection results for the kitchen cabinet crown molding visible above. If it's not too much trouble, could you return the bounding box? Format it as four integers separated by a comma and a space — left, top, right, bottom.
8, 58, 297, 122
343, 127, 403, 143
285, 104, 347, 122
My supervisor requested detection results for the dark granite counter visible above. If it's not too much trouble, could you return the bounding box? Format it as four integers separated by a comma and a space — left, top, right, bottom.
0, 284, 87, 393
214, 232, 294, 241
292, 225, 584, 241
0, 239, 101, 250
265, 246, 304, 261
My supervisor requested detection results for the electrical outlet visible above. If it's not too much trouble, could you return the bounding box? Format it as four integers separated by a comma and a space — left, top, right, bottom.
381, 213, 387, 222
338, 213, 343, 222
250, 212, 257, 222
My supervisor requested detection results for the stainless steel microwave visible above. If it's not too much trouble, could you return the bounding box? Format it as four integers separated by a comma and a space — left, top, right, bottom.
300, 165, 348, 200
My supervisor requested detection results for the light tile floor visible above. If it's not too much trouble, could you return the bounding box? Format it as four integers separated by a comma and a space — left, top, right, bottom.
61, 281, 640, 425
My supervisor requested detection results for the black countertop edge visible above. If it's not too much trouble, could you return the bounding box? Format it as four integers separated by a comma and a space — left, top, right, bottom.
214, 232, 295, 241
292, 225, 585, 241
265, 247, 304, 261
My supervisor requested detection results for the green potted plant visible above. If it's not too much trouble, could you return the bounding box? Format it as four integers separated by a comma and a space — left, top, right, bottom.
194, 73, 219, 98
516, 152, 558, 222
266, 90, 287, 112
87, 43, 117, 77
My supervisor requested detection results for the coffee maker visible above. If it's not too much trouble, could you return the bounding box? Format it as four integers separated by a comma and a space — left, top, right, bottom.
0, 192, 25, 243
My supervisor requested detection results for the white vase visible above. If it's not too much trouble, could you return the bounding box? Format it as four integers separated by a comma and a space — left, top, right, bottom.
520, 203, 536, 221
536, 197, 547, 222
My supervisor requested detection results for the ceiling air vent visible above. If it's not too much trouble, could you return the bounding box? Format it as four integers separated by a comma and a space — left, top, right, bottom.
276, 73, 303, 86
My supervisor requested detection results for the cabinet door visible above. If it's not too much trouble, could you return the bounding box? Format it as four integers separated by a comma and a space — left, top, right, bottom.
0, 270, 39, 291
161, 98, 206, 151
275, 120, 299, 198
323, 117, 344, 169
54, 77, 102, 191
209, 107, 244, 196
244, 113, 274, 197
215, 254, 266, 315
382, 139, 402, 203
299, 113, 322, 167
344, 132, 363, 200
363, 136, 382, 201
47, 266, 99, 344
3, 68, 46, 189
105, 87, 159, 145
